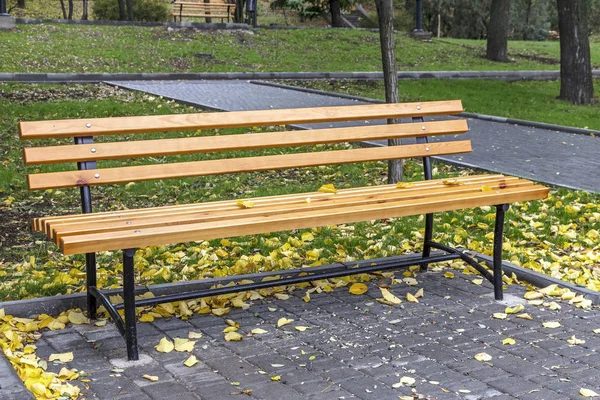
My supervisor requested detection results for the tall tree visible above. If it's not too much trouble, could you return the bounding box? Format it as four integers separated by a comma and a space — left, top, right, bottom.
17, 0, 25, 9
486, 0, 510, 62
126, 0, 134, 20
556, 0, 594, 104
330, 0, 343, 27
375, 0, 402, 183
67, 0, 73, 19
117, 0, 127, 20
82, 0, 89, 20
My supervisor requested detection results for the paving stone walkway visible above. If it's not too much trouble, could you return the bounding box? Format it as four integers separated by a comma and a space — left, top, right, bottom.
107, 80, 600, 193
7, 269, 600, 400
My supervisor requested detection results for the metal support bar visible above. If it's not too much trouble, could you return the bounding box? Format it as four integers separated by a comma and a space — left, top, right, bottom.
122, 248, 139, 361
428, 242, 494, 283
414, 116, 433, 271
114, 253, 461, 309
493, 204, 510, 300
88, 286, 126, 336
75, 137, 98, 320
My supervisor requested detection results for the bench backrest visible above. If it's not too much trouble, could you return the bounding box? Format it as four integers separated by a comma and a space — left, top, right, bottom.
20, 101, 469, 191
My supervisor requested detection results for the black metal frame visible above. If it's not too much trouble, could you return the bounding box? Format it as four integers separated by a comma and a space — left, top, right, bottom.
73, 122, 510, 360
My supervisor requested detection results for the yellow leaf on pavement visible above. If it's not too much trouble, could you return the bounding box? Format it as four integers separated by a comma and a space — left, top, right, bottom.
184, 355, 199, 367
143, 374, 159, 382
223, 326, 238, 333
251, 328, 268, 334
188, 332, 203, 339
380, 288, 402, 305
49, 352, 74, 363
406, 293, 419, 303
155, 337, 174, 353
524, 291, 544, 300
224, 332, 243, 342
294, 326, 310, 332
67, 311, 88, 325
567, 335, 585, 345
493, 313, 508, 320
139, 314, 154, 323
349, 283, 368, 295
414, 288, 424, 298
474, 352, 492, 362
271, 375, 281, 381
277, 318, 294, 327
505, 304, 524, 314
542, 321, 561, 329
174, 338, 195, 352
516, 313, 534, 320
443, 272, 455, 279
502, 338, 516, 345
580, 388, 600, 397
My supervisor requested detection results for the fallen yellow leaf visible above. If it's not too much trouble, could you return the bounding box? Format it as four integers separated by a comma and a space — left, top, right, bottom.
524, 291, 544, 300
474, 352, 492, 362
318, 184, 338, 194
294, 326, 310, 332
277, 317, 294, 327
349, 283, 368, 295
492, 313, 508, 320
271, 375, 281, 381
414, 288, 424, 298
443, 272, 455, 279
174, 338, 195, 352
67, 311, 88, 325
516, 313, 533, 320
581, 388, 600, 397
502, 338, 516, 345
236, 200, 255, 208
188, 332, 203, 339
184, 355, 199, 367
505, 304, 524, 314
567, 335, 585, 345
224, 332, 243, 342
155, 337, 174, 353
251, 328, 268, 334
480, 185, 493, 192
380, 288, 402, 305
143, 374, 159, 382
396, 182, 415, 189
406, 293, 419, 303
49, 352, 74, 363
223, 326, 238, 333
442, 179, 461, 186
542, 321, 561, 329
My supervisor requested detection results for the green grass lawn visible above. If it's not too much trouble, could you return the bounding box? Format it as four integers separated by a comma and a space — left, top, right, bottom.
0, 24, 579, 73
1, 84, 599, 301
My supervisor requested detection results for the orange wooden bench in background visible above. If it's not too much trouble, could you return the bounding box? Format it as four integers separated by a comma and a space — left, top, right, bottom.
20, 101, 549, 360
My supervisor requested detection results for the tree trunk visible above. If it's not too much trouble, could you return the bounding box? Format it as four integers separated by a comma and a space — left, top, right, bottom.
117, 0, 126, 20
556, 0, 594, 104
375, 0, 402, 184
58, 0, 67, 19
486, 0, 510, 62
17, 0, 25, 9
126, 0, 134, 21
329, 0, 343, 28
82, 0, 89, 20
67, 0, 73, 20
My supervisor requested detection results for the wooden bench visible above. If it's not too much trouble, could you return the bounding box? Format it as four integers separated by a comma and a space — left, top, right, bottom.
20, 101, 549, 360
170, 0, 235, 22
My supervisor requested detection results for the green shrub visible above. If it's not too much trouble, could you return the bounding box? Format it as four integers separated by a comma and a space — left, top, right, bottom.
93, 0, 169, 22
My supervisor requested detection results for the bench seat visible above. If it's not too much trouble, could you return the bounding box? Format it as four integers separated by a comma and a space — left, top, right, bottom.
34, 174, 546, 255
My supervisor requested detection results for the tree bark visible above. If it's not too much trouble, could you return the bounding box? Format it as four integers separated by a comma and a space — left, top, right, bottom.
17, 0, 25, 9
126, 0, 134, 21
58, 0, 67, 19
375, 0, 403, 184
82, 0, 89, 20
556, 0, 594, 104
329, 0, 343, 28
67, 0, 73, 20
117, 0, 126, 21
486, 0, 510, 62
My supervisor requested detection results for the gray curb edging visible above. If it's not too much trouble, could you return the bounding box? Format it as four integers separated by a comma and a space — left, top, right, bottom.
2, 70, 600, 84
466, 250, 600, 304
16, 17, 248, 30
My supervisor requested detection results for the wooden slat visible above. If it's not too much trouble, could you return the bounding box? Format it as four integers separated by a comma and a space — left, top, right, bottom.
34, 174, 508, 233
59, 185, 549, 255
19, 101, 463, 139
27, 141, 472, 190
23, 120, 469, 165
48, 177, 529, 243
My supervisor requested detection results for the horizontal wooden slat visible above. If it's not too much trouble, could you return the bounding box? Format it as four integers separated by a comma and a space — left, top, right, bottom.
27, 141, 472, 190
59, 184, 549, 255
48, 176, 529, 243
34, 174, 508, 233
23, 120, 469, 165
19, 101, 463, 139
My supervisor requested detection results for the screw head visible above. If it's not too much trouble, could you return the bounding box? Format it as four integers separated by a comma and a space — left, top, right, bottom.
126, 221, 131, 225
416, 106, 421, 110
425, 147, 430, 152
421, 126, 426, 130
134, 230, 141, 233
94, 173, 100, 179
86, 123, 92, 128
90, 148, 97, 153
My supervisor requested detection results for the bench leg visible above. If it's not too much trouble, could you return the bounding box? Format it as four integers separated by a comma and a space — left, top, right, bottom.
420, 213, 433, 271
86, 252, 98, 320
123, 248, 139, 361
493, 204, 510, 301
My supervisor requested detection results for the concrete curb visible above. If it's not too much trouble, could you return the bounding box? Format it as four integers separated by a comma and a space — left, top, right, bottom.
3, 70, 600, 84
16, 17, 248, 30
466, 250, 600, 304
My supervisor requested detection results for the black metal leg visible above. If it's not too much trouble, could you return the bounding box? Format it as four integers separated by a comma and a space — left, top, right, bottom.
123, 248, 139, 361
493, 204, 509, 300
86, 252, 98, 320
421, 213, 433, 270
